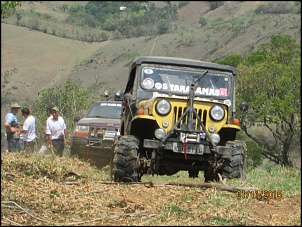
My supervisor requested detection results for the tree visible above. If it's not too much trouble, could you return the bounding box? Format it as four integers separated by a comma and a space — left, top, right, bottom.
1, 1, 21, 18
237, 35, 301, 167
217, 54, 244, 68
28, 80, 107, 145
61, 4, 69, 12
157, 19, 171, 34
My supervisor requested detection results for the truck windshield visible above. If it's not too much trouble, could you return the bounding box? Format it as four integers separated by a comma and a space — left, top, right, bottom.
141, 67, 231, 98
87, 103, 122, 119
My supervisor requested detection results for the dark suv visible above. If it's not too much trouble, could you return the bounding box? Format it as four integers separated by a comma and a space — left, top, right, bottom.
111, 56, 249, 182
71, 100, 122, 168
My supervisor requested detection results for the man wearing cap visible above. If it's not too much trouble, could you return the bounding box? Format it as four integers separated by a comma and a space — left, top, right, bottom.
4, 102, 22, 152
46, 106, 70, 157
20, 107, 37, 153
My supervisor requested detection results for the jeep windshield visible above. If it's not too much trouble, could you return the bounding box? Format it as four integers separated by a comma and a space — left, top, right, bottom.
140, 67, 231, 98
87, 103, 122, 119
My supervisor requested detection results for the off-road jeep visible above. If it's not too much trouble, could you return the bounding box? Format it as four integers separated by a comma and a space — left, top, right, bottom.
111, 56, 249, 182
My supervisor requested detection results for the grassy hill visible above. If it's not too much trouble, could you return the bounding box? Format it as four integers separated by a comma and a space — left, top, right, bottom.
1, 1, 301, 122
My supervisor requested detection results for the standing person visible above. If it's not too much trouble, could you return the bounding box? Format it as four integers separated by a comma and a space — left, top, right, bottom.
20, 107, 37, 153
39, 105, 53, 154
4, 102, 22, 152
46, 106, 71, 157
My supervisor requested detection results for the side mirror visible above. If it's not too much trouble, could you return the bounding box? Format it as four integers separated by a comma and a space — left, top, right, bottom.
239, 102, 249, 112
73, 116, 82, 122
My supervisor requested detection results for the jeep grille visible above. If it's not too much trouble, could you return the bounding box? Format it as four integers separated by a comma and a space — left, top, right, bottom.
173, 106, 207, 130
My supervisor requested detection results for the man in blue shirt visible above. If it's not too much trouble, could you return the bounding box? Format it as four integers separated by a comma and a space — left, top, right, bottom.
4, 102, 22, 152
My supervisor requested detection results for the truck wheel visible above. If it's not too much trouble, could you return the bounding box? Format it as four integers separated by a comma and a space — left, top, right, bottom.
221, 140, 247, 180
112, 135, 140, 182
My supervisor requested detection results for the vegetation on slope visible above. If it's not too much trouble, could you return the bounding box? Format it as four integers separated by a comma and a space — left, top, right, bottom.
1, 1, 301, 168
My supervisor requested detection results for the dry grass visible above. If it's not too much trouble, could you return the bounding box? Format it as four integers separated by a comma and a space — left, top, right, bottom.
1, 151, 301, 226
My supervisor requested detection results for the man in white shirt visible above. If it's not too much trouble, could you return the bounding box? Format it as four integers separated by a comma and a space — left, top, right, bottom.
20, 107, 37, 152
46, 106, 70, 157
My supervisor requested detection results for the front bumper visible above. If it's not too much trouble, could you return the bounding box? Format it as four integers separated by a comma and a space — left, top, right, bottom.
143, 139, 232, 156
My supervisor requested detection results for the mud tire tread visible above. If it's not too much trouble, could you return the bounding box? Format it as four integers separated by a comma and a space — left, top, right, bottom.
111, 135, 140, 182
221, 140, 247, 180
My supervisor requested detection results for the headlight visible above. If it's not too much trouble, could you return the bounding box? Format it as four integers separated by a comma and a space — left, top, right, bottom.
155, 99, 171, 115
74, 125, 89, 136
210, 105, 225, 121
75, 125, 89, 132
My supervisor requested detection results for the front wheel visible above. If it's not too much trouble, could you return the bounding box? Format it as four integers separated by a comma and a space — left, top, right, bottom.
111, 135, 140, 182
221, 140, 247, 180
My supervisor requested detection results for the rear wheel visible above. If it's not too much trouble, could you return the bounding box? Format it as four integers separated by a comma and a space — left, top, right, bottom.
111, 135, 140, 182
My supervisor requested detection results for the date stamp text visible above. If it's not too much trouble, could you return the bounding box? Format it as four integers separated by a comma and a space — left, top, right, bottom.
236, 190, 282, 199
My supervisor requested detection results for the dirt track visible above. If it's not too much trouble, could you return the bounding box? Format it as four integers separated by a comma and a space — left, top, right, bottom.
1, 177, 300, 226
1, 152, 301, 226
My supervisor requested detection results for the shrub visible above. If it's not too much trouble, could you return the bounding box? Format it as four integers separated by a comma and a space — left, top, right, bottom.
199, 16, 208, 26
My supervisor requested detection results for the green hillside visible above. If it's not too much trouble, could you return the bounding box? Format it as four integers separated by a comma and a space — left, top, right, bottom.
1, 1, 301, 121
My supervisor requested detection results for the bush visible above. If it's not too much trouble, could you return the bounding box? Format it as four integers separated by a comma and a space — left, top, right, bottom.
246, 141, 263, 168
236, 132, 262, 168
199, 16, 207, 26
157, 19, 171, 34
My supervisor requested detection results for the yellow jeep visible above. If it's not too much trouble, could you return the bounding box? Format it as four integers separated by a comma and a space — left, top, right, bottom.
111, 56, 249, 182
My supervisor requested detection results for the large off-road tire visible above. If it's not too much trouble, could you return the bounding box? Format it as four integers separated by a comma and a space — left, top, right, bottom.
221, 140, 247, 180
111, 135, 140, 182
